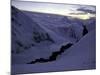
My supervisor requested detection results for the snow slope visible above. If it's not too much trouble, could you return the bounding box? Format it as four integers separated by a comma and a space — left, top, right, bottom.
11, 29, 96, 74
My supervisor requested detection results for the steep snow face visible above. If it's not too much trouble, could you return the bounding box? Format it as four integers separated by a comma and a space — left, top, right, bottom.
23, 11, 65, 26
24, 11, 84, 42
11, 6, 55, 54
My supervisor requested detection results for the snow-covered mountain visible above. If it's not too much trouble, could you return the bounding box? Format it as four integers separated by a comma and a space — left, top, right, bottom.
11, 6, 74, 64
11, 5, 96, 74
12, 6, 56, 54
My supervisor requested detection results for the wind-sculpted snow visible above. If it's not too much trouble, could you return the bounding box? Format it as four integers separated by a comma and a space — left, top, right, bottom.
11, 5, 96, 74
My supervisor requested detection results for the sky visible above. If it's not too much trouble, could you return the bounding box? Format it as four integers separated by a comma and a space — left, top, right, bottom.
12, 0, 96, 20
